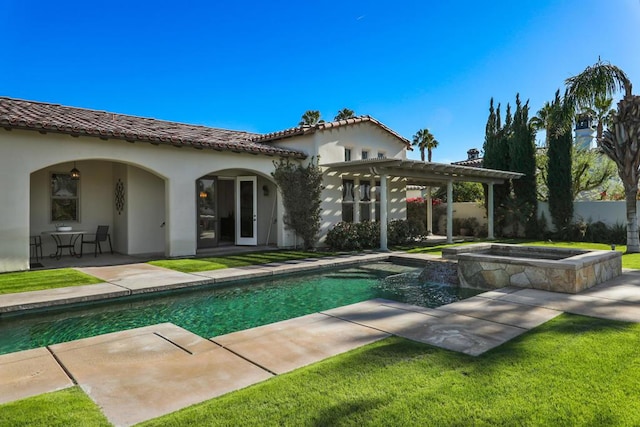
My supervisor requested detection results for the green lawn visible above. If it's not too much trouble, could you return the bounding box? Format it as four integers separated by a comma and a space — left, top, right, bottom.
0, 387, 110, 427
148, 250, 337, 273
405, 239, 640, 269
0, 269, 103, 295
3, 315, 639, 426
0, 242, 636, 295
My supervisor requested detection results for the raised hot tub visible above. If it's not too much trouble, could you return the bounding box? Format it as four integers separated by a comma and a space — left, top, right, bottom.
442, 243, 622, 293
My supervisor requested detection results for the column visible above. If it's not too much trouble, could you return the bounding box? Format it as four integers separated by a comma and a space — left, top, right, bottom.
488, 183, 495, 239
426, 186, 433, 235
446, 180, 453, 243
165, 176, 197, 257
380, 174, 388, 251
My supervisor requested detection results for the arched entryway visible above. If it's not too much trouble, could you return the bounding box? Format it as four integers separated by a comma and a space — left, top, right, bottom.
196, 170, 278, 250
30, 159, 167, 260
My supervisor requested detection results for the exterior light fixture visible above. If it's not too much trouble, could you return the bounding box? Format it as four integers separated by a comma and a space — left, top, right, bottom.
199, 191, 208, 199
70, 162, 80, 180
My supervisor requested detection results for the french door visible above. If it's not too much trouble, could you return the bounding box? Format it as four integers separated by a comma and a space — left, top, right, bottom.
197, 177, 217, 248
236, 176, 257, 245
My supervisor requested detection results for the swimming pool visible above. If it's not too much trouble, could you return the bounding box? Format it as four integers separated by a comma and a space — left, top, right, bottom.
0, 262, 480, 355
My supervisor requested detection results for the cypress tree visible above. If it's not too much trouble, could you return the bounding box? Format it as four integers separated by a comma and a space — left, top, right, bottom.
483, 99, 513, 236
547, 90, 574, 234
509, 94, 538, 237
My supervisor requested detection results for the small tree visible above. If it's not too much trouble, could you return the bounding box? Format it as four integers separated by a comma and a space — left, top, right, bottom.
272, 158, 323, 249
536, 145, 617, 201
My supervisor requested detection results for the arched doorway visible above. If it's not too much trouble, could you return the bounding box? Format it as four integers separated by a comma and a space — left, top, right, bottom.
196, 171, 276, 249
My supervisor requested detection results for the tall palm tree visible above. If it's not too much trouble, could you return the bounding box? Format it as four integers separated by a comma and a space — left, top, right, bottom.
334, 108, 355, 121
412, 128, 439, 162
566, 59, 640, 252
298, 110, 324, 126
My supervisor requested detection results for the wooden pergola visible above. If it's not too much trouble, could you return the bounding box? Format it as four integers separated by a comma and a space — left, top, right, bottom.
321, 158, 524, 250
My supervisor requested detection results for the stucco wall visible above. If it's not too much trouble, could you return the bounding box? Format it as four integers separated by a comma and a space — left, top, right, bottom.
1, 129, 282, 272
126, 166, 166, 254
270, 122, 408, 163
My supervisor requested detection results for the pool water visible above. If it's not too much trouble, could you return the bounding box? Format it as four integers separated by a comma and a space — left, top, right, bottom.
0, 263, 480, 355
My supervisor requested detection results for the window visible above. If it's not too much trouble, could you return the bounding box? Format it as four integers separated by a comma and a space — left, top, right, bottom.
51, 173, 79, 222
362, 150, 369, 160
344, 148, 352, 161
342, 179, 354, 222
360, 181, 372, 221
377, 151, 385, 159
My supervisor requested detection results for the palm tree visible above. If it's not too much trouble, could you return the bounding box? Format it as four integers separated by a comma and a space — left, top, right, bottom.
580, 95, 615, 140
566, 59, 640, 252
298, 110, 324, 126
334, 108, 355, 121
412, 128, 439, 162
529, 101, 552, 147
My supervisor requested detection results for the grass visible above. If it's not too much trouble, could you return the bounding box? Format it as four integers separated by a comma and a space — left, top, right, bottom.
404, 239, 640, 269
1, 240, 638, 294
148, 250, 337, 273
0, 387, 111, 427
137, 314, 640, 426
4, 315, 638, 426
0, 268, 103, 295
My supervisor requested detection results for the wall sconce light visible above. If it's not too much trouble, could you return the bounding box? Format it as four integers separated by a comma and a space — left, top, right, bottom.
70, 161, 80, 180
199, 191, 208, 199
262, 185, 269, 196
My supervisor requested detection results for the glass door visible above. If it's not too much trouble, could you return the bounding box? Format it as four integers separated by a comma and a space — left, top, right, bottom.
236, 176, 257, 245
197, 177, 217, 248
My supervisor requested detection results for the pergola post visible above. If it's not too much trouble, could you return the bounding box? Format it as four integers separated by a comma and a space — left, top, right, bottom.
426, 186, 432, 235
488, 182, 495, 239
380, 174, 388, 251
446, 180, 453, 243
353, 178, 360, 224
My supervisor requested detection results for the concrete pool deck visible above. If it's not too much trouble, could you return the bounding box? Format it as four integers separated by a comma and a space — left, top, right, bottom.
2, 253, 640, 425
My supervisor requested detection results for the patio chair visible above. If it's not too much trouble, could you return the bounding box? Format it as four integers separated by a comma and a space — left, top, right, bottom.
81, 225, 113, 257
30, 235, 43, 262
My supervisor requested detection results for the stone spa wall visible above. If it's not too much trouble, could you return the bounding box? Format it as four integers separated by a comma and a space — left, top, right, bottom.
442, 243, 622, 294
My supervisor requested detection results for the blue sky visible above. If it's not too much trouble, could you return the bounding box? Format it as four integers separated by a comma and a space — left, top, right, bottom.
2, 0, 639, 163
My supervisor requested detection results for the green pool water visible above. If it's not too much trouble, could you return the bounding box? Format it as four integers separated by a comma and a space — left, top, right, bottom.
0, 262, 480, 355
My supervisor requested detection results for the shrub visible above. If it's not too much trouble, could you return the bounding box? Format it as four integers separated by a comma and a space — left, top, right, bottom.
325, 221, 380, 251
326, 222, 361, 251
584, 221, 610, 244
406, 198, 426, 231
354, 221, 380, 249
388, 219, 424, 245
611, 223, 627, 245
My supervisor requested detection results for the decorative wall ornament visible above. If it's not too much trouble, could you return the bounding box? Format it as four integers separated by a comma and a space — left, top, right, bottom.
115, 179, 125, 215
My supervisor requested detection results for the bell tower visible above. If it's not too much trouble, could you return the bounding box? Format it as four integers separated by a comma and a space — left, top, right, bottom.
575, 114, 595, 150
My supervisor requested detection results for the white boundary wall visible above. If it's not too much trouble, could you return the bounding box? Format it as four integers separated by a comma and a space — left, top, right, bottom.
443, 201, 632, 234
538, 201, 633, 229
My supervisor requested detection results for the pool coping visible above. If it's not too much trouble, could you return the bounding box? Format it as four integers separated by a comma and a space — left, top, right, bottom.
0, 252, 441, 316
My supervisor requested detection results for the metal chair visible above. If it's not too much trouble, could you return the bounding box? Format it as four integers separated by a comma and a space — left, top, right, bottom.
30, 235, 43, 261
80, 225, 113, 257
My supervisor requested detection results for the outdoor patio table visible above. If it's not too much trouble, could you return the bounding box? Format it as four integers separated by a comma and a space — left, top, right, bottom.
43, 230, 87, 260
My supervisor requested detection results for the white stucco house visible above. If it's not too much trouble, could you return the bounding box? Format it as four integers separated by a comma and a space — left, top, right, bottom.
0, 97, 521, 273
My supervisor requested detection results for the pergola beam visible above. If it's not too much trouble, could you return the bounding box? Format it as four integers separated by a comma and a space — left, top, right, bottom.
321, 158, 523, 250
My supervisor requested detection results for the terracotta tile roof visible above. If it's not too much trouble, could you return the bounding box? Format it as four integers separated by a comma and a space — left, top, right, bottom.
252, 115, 412, 148
0, 97, 306, 158
452, 158, 483, 167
